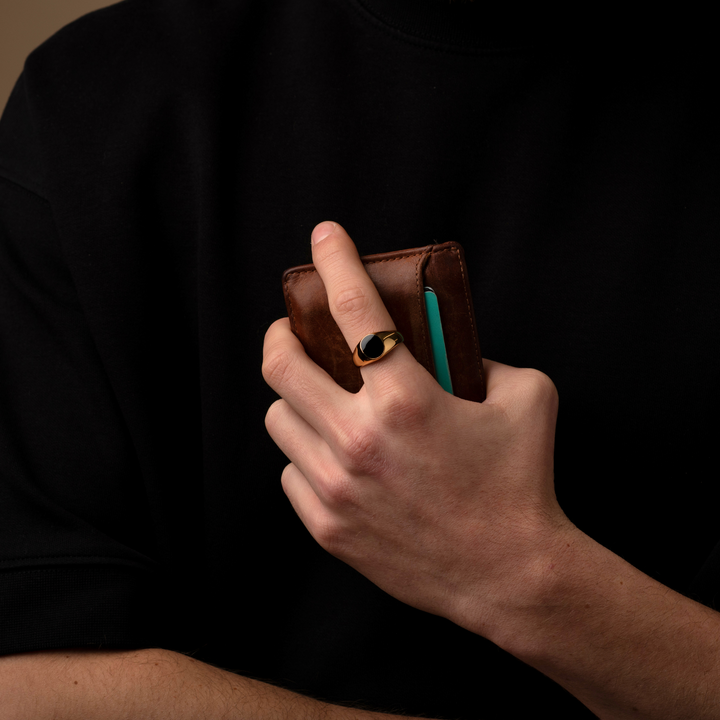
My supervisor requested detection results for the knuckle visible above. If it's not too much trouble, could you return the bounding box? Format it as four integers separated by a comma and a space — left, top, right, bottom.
527, 368, 558, 402
516, 368, 559, 413
332, 285, 372, 320
336, 420, 387, 476
313, 514, 349, 555
376, 380, 429, 430
262, 344, 296, 388
322, 472, 360, 510
280, 464, 354, 556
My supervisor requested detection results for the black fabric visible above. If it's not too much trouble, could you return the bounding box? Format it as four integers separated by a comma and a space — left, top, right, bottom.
0, 566, 164, 655
0, 0, 718, 717
689, 539, 720, 611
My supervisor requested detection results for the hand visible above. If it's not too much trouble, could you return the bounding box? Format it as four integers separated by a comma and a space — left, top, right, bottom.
262, 221, 573, 638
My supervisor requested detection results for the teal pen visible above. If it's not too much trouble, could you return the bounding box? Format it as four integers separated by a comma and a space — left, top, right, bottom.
423, 287, 454, 395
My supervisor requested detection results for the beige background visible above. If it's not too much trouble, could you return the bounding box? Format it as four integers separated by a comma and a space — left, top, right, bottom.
0, 0, 115, 115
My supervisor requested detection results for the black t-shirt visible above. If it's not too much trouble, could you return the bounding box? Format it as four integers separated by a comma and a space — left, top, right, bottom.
1, 1, 718, 717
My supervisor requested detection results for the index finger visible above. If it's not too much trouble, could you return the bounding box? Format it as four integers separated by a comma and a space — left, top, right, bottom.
310, 221, 414, 381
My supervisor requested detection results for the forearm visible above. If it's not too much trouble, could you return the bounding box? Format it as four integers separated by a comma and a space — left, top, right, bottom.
0, 647, 423, 720
480, 526, 720, 720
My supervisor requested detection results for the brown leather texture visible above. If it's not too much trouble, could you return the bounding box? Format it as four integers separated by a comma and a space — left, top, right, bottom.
282, 241, 486, 402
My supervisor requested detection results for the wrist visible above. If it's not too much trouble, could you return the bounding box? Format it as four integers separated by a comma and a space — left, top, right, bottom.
452, 513, 586, 655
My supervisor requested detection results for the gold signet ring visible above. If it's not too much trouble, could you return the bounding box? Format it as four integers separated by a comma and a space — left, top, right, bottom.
352, 331, 404, 367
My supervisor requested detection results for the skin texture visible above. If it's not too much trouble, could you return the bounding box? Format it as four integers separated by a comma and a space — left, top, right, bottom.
262, 220, 720, 720
0, 647, 431, 720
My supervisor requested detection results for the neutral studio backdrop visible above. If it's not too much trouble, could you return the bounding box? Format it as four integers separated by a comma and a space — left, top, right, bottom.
0, 0, 114, 114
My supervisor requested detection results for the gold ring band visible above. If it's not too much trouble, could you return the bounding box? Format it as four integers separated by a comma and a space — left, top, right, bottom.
352, 331, 404, 367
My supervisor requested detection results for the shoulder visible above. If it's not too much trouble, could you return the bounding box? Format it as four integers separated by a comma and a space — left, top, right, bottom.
23, 0, 259, 102
2, 0, 270, 193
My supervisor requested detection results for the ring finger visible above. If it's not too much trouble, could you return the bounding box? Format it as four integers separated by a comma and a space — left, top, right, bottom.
265, 398, 338, 504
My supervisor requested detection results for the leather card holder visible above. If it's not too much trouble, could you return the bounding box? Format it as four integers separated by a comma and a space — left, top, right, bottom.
281, 241, 486, 403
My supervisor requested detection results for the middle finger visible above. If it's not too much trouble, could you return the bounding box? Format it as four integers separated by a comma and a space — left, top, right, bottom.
309, 221, 415, 385
263, 317, 353, 441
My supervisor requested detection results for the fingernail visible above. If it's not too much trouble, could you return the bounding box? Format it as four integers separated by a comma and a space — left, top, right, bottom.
312, 221, 336, 245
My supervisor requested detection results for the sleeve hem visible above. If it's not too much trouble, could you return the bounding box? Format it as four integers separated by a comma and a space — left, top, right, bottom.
0, 564, 167, 656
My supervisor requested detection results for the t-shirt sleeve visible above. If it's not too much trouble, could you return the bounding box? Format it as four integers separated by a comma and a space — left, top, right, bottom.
0, 76, 164, 656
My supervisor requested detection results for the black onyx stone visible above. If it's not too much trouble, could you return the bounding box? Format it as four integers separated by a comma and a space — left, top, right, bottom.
360, 334, 385, 359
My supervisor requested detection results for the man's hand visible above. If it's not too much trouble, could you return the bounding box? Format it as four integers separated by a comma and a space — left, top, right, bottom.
262, 220, 573, 636
264, 221, 720, 720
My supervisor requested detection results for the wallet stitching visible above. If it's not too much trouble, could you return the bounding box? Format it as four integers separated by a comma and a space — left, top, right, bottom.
284, 278, 299, 334
414, 250, 431, 368
447, 245, 486, 396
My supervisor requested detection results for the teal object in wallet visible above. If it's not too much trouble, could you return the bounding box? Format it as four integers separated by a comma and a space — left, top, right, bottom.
424, 287, 454, 395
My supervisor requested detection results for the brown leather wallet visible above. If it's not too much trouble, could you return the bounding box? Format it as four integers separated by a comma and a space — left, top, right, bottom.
282, 241, 486, 402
